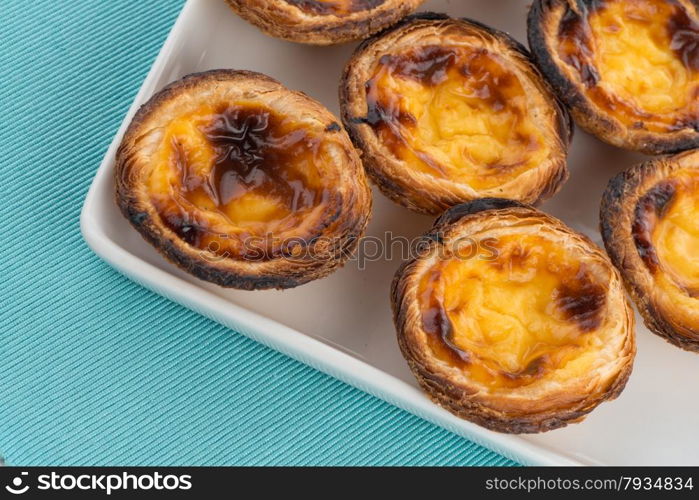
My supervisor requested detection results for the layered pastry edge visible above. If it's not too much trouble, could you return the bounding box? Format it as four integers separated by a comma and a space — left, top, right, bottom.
528, 0, 699, 154
115, 69, 372, 290
341, 13, 571, 215
392, 199, 636, 433
225, 0, 426, 45
601, 149, 699, 351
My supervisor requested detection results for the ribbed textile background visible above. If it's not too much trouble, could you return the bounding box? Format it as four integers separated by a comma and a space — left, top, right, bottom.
0, 0, 515, 465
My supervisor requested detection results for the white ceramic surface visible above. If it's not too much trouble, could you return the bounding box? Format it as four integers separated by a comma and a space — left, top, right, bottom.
81, 0, 699, 465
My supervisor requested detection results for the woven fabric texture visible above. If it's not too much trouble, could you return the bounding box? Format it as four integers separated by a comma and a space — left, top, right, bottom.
0, 0, 515, 466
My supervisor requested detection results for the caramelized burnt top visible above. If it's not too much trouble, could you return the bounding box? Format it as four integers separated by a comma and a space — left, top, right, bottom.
555, 0, 699, 132
361, 31, 556, 191
146, 102, 340, 261
417, 230, 612, 391
285, 0, 385, 15
633, 168, 699, 297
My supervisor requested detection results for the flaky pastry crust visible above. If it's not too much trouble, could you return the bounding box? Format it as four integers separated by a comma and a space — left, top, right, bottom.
392, 199, 635, 433
601, 149, 699, 351
225, 0, 425, 45
528, 0, 699, 154
116, 70, 371, 290
341, 14, 571, 215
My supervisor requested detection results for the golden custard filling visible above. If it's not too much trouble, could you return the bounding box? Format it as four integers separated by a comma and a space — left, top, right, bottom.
634, 169, 699, 299
146, 103, 338, 261
364, 43, 552, 190
557, 0, 699, 131
284, 0, 385, 15
418, 233, 610, 390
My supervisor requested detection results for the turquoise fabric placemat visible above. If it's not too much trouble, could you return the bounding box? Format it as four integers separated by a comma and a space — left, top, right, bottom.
0, 0, 515, 466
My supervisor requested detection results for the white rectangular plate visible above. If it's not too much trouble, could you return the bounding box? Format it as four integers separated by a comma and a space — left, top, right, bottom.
81, 0, 699, 465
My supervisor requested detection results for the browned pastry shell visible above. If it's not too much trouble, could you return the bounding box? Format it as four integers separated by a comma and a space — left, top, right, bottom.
601, 149, 699, 351
528, 0, 699, 154
341, 14, 571, 215
116, 69, 372, 290
393, 199, 635, 433
225, 0, 425, 45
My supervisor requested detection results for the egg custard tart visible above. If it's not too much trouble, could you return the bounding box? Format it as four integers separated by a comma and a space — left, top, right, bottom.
341, 14, 571, 215
116, 70, 372, 290
528, 0, 699, 154
225, 0, 425, 45
392, 199, 635, 433
602, 150, 699, 351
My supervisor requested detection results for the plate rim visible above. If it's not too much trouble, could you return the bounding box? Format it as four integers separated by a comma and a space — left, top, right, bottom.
80, 0, 586, 466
